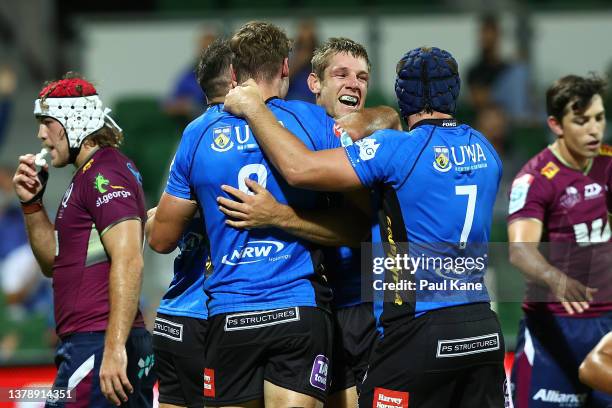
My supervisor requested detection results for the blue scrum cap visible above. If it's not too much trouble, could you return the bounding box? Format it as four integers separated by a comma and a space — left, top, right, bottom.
395, 47, 460, 118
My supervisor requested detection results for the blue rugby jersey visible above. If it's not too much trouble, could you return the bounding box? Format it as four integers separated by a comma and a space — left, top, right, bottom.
344, 119, 502, 328
324, 246, 361, 309
320, 191, 362, 309
166, 100, 340, 316
157, 213, 209, 319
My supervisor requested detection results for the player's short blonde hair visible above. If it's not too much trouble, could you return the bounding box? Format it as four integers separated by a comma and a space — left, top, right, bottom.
311, 38, 371, 80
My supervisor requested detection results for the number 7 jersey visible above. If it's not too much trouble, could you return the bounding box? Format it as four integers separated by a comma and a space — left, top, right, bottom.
166, 100, 341, 317
344, 119, 502, 324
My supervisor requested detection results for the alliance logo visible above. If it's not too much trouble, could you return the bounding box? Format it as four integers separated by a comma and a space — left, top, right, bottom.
221, 240, 288, 266
532, 388, 586, 406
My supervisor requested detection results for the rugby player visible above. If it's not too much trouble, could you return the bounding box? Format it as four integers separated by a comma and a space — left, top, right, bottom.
146, 38, 232, 408
217, 37, 393, 408
224, 46, 506, 407
508, 74, 612, 407
12, 74, 154, 407
149, 22, 394, 408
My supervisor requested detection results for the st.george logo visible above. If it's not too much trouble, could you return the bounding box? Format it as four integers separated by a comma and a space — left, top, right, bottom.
212, 126, 234, 152
433, 146, 452, 172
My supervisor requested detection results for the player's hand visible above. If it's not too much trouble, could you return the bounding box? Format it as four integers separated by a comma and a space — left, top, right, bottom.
549, 273, 598, 315
217, 178, 283, 229
12, 154, 47, 203
336, 113, 369, 142
224, 79, 264, 118
99, 345, 133, 406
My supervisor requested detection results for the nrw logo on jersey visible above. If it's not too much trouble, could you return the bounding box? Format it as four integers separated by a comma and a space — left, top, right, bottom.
221, 240, 290, 266
212, 126, 234, 152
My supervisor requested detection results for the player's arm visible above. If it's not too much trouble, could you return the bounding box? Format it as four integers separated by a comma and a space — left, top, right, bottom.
148, 192, 198, 253
12, 154, 54, 277
337, 106, 402, 141
579, 332, 612, 393
99, 219, 143, 405
218, 178, 370, 247
508, 218, 595, 315
224, 80, 361, 191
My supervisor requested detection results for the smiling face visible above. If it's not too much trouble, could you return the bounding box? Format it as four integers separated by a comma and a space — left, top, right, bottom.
308, 52, 369, 119
37, 117, 70, 168
549, 94, 606, 164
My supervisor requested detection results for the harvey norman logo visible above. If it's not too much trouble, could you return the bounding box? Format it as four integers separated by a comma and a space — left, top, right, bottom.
221, 240, 290, 266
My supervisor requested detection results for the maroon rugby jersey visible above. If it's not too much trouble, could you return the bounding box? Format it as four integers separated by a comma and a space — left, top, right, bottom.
508, 145, 612, 316
53, 147, 146, 336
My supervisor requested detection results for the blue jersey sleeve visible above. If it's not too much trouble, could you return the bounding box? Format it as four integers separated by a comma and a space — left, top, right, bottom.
166, 128, 195, 200
344, 129, 426, 187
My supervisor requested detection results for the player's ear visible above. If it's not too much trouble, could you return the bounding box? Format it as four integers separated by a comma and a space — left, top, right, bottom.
230, 64, 237, 84
307, 73, 321, 95
281, 58, 289, 79
546, 115, 564, 137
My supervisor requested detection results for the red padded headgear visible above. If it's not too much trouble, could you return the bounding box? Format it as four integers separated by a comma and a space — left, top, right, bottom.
38, 78, 98, 99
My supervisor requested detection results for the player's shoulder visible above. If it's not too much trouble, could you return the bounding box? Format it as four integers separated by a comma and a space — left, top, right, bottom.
183, 104, 230, 137
516, 147, 559, 183
596, 144, 612, 161
370, 128, 408, 140
269, 98, 328, 120
81, 148, 142, 185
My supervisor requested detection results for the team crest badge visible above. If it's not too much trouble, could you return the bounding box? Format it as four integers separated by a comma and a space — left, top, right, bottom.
212, 126, 234, 152
433, 146, 452, 172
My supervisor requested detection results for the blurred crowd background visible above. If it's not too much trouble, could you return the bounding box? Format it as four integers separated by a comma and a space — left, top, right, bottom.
0, 0, 611, 365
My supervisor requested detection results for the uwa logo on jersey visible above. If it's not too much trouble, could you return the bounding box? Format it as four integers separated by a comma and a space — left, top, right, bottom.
212, 126, 234, 152
432, 143, 489, 173
221, 240, 291, 265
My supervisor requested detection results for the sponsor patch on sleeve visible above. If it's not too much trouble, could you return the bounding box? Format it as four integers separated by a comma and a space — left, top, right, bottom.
509, 174, 534, 215
356, 138, 380, 161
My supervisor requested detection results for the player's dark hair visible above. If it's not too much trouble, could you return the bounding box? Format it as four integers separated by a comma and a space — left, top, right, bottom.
546, 74, 607, 121
230, 21, 291, 84
311, 37, 371, 80
196, 38, 233, 101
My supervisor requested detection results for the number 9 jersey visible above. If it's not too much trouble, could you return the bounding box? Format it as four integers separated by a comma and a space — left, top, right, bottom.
344, 118, 502, 325
166, 100, 341, 318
